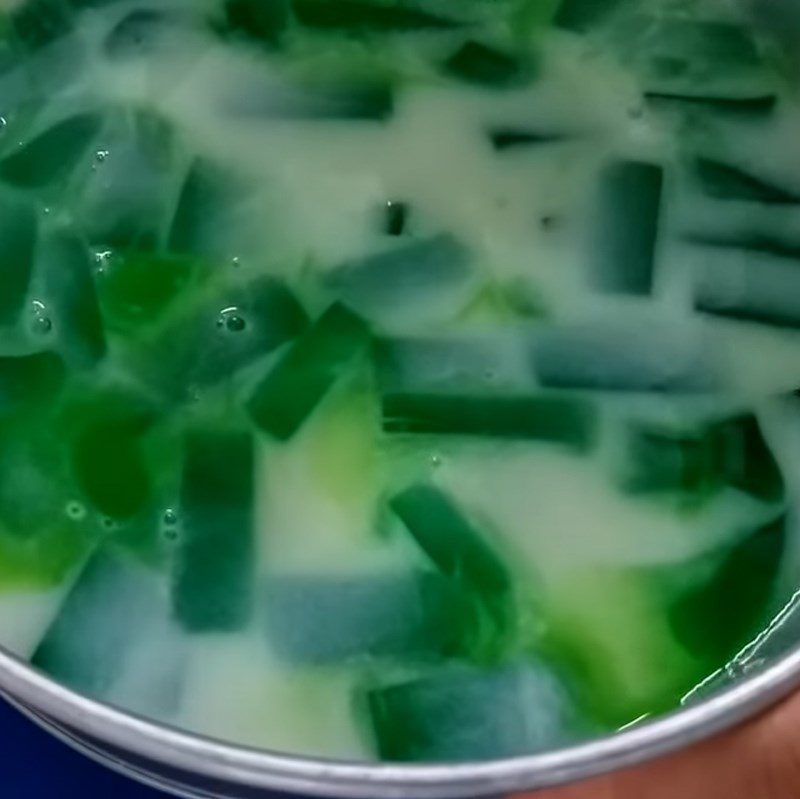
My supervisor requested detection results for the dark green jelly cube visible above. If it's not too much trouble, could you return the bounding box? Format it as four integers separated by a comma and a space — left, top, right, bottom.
172, 429, 255, 632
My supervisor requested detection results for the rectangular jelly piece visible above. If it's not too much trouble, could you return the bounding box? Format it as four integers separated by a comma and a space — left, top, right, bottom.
265, 571, 473, 663
31, 548, 167, 696
247, 303, 370, 440
38, 230, 106, 367
365, 662, 579, 761
172, 429, 255, 632
0, 194, 36, 325
389, 483, 513, 643
669, 511, 787, 662
591, 160, 663, 295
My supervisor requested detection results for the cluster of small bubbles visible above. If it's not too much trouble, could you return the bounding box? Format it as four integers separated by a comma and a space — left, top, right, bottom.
65, 500, 86, 521
216, 306, 247, 333
162, 509, 180, 542
29, 300, 52, 336
94, 249, 114, 275
95, 149, 110, 163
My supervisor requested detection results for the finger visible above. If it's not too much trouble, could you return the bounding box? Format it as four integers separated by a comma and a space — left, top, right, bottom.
522, 691, 800, 799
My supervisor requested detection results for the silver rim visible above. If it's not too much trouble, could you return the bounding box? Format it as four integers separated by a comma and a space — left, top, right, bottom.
2, 643, 800, 798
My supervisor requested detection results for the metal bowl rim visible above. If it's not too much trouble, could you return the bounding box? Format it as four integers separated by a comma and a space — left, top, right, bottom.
2, 640, 800, 797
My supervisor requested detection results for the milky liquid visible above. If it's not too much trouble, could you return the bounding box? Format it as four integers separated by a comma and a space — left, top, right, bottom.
0, 0, 797, 761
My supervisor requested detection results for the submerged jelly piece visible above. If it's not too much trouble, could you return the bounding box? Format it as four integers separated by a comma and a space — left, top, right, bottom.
554, 0, 628, 32
68, 389, 159, 521
0, 194, 36, 325
265, 571, 475, 663
365, 662, 579, 761
0, 418, 70, 537
293, 0, 458, 31
247, 303, 370, 440
97, 252, 199, 335
442, 41, 526, 87
172, 429, 255, 632
0, 352, 65, 413
323, 235, 476, 327
11, 0, 73, 50
383, 393, 597, 450
591, 160, 663, 295
692, 157, 800, 205
76, 110, 178, 251
531, 325, 715, 393
636, 18, 764, 82
623, 413, 784, 503
644, 92, 777, 117
0, 113, 102, 189
31, 548, 167, 696
694, 252, 800, 329
168, 158, 245, 261
38, 230, 106, 367
220, 0, 289, 46
138, 275, 308, 398
669, 512, 787, 662
389, 483, 512, 631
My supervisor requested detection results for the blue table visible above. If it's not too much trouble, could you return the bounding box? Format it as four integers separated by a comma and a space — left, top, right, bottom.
0, 698, 169, 799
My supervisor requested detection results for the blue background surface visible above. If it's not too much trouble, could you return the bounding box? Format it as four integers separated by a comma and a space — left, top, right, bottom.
0, 698, 169, 799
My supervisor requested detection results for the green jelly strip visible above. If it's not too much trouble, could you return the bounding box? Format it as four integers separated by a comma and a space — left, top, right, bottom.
683, 232, 800, 261
389, 483, 512, 630
624, 413, 784, 503
669, 512, 787, 662
172, 429, 255, 632
70, 390, 159, 521
383, 393, 597, 451
293, 0, 459, 31
642, 19, 763, 78
265, 571, 476, 663
247, 302, 370, 440
442, 41, 527, 87
0, 113, 102, 189
592, 160, 663, 295
365, 663, 577, 762
693, 157, 800, 205
0, 195, 36, 325
40, 230, 106, 367
489, 128, 572, 150
554, 0, 628, 32
645, 93, 777, 117
221, 0, 289, 46
32, 548, 164, 696
167, 158, 242, 260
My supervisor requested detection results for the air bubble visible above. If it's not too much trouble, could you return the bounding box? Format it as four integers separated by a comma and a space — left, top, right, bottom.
231, 256, 241, 268
217, 306, 246, 333
65, 501, 86, 521
0, 117, 7, 134
29, 300, 52, 336
163, 508, 179, 526
95, 149, 109, 163
430, 453, 443, 467
101, 517, 119, 531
